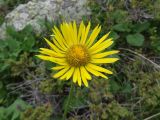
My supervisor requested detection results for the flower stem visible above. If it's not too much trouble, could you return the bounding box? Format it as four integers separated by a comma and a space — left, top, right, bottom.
63, 82, 74, 120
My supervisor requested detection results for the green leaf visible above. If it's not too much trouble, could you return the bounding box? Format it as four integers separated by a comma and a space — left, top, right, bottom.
0, 81, 3, 89
6, 99, 31, 120
0, 49, 9, 59
5, 39, 22, 58
22, 36, 35, 51
6, 39, 21, 51
0, 41, 7, 58
109, 31, 120, 40
126, 33, 144, 47
122, 83, 132, 94
0, 63, 10, 72
109, 80, 121, 93
0, 107, 7, 120
0, 87, 6, 99
0, 40, 7, 49
113, 23, 131, 32
133, 22, 150, 33
0, 86, 7, 105
21, 25, 33, 35
0, 53, 5, 59
112, 10, 128, 23
69, 90, 87, 109
6, 26, 19, 39
0, 99, 30, 120
45, 62, 56, 70
0, 16, 4, 26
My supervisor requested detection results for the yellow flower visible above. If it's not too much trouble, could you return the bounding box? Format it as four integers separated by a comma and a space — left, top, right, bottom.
36, 21, 119, 87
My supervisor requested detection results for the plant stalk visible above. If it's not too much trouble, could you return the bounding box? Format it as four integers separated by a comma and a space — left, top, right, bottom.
63, 82, 74, 120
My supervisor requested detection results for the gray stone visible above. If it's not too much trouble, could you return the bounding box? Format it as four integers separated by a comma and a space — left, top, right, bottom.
0, 0, 91, 39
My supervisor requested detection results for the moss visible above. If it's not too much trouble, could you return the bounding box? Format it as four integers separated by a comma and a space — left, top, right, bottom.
39, 79, 55, 94
137, 72, 160, 107
89, 101, 135, 120
21, 103, 52, 120
123, 59, 160, 116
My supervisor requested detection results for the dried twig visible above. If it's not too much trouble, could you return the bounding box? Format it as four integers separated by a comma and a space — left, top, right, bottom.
119, 48, 160, 70
144, 112, 160, 120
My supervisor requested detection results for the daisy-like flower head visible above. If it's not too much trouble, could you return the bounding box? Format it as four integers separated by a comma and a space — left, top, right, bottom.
36, 21, 119, 87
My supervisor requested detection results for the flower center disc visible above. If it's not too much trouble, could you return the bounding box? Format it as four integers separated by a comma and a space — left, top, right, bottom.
66, 44, 90, 67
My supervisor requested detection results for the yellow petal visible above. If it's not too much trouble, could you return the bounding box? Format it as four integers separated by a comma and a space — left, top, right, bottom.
80, 27, 86, 44
78, 21, 85, 43
77, 68, 82, 87
80, 66, 89, 87
89, 34, 111, 50
73, 21, 78, 43
52, 26, 68, 49
86, 25, 101, 48
91, 58, 119, 64
60, 67, 74, 80
36, 55, 67, 65
44, 38, 64, 53
52, 38, 66, 51
92, 50, 119, 58
53, 66, 70, 78
81, 75, 89, 87
89, 40, 113, 54
87, 63, 113, 74
60, 23, 72, 46
85, 65, 108, 79
73, 67, 78, 83
52, 36, 67, 51
68, 22, 76, 44
66, 67, 74, 80
51, 66, 66, 70
36, 55, 53, 61
66, 67, 75, 80
39, 48, 65, 57
80, 66, 91, 80
81, 22, 91, 44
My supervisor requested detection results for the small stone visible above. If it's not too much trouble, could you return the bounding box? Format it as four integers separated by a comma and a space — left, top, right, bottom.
0, 0, 91, 39
20, 13, 29, 19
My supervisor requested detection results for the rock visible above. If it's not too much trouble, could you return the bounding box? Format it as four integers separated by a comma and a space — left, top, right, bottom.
0, 0, 91, 39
